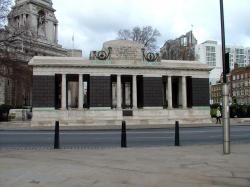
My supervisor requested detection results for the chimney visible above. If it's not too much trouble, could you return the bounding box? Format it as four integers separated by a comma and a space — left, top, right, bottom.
234, 63, 238, 69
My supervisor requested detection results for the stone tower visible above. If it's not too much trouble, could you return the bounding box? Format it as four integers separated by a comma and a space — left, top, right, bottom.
0, 0, 68, 107
8, 0, 59, 44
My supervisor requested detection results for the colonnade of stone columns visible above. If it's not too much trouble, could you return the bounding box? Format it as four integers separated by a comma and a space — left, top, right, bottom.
60, 74, 188, 110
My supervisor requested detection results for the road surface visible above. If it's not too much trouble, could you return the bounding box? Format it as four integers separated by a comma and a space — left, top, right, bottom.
0, 125, 250, 149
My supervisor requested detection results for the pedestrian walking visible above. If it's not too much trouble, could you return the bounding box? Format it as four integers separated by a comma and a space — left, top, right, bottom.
216, 107, 221, 124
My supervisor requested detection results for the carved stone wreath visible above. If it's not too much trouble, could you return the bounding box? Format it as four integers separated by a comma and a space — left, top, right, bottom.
145, 52, 157, 62
96, 51, 108, 60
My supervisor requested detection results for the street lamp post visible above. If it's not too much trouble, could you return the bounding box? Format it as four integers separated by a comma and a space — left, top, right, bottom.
220, 0, 230, 154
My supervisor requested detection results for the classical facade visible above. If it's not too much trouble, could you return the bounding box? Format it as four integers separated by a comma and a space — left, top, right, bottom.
29, 40, 212, 126
0, 0, 73, 106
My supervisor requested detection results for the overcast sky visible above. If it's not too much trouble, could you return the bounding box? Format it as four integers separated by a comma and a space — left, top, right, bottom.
52, 0, 250, 57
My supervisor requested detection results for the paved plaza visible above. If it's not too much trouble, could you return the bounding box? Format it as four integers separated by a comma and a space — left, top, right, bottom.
0, 144, 250, 187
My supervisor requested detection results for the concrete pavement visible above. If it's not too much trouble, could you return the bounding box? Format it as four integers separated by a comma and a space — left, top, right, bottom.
0, 144, 250, 187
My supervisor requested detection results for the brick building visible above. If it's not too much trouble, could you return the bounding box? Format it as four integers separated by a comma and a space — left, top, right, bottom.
210, 82, 223, 104
230, 66, 250, 104
211, 65, 250, 105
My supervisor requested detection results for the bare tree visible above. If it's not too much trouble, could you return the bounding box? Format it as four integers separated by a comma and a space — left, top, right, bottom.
117, 26, 161, 51
0, 0, 11, 28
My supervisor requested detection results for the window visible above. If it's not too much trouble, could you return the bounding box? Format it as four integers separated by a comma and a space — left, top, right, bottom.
181, 37, 187, 47
206, 46, 216, 66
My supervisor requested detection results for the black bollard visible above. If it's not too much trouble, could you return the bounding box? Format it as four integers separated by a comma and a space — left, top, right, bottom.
175, 121, 180, 146
121, 121, 127, 148
54, 121, 60, 149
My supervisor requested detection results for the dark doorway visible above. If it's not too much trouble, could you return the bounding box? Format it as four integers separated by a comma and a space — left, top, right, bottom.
55, 74, 62, 109
162, 76, 167, 108
121, 75, 132, 109
66, 74, 79, 109
187, 76, 193, 108
172, 77, 179, 108
111, 75, 117, 108
83, 74, 90, 108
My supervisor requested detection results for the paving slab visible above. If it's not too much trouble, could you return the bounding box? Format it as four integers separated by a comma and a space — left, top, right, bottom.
0, 144, 250, 187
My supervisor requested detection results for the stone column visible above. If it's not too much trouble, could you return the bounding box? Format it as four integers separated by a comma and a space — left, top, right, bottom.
168, 76, 172, 109
61, 74, 66, 109
117, 75, 122, 109
78, 74, 83, 109
133, 75, 137, 109
182, 76, 187, 109
55, 24, 58, 43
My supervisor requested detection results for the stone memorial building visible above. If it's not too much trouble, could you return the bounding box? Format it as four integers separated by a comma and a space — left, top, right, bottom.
29, 40, 212, 126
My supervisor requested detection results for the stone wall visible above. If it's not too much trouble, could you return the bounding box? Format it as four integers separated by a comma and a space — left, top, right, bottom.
103, 40, 144, 62
0, 77, 13, 105
31, 108, 211, 126
0, 77, 5, 105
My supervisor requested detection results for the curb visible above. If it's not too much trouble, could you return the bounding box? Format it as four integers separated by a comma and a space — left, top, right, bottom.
0, 123, 249, 131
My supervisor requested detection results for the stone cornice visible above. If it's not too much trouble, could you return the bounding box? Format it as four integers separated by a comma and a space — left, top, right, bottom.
29, 57, 212, 71
14, 0, 55, 12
